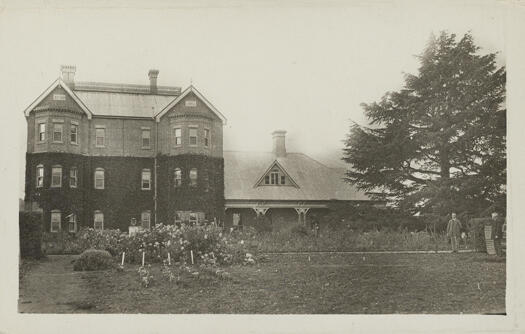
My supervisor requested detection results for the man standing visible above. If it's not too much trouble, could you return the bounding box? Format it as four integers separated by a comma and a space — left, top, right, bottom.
447, 213, 462, 253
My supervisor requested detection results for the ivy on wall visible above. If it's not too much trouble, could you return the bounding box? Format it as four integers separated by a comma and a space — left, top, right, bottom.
25, 152, 225, 232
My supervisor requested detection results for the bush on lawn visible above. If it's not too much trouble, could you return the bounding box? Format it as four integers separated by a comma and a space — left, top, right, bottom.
73, 249, 114, 271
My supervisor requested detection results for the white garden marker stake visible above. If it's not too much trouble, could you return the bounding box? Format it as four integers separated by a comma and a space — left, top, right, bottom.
121, 252, 126, 266
168, 252, 171, 265
190, 250, 194, 264
142, 252, 145, 266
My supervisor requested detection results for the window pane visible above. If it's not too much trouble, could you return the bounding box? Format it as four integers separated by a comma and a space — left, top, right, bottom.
51, 167, 62, 187
71, 124, 78, 143
38, 123, 46, 141
264, 175, 270, 184
95, 169, 104, 189
36, 166, 44, 187
68, 214, 77, 233
190, 168, 197, 186
51, 211, 61, 232
204, 129, 209, 147
142, 170, 151, 189
174, 128, 182, 146
53, 124, 63, 142
70, 168, 77, 188
94, 212, 104, 230
189, 128, 197, 145
96, 128, 105, 146
141, 211, 151, 229
142, 129, 150, 148
281, 175, 286, 185
174, 168, 182, 187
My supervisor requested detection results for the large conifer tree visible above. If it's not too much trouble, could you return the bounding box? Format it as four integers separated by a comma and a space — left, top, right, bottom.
343, 32, 506, 216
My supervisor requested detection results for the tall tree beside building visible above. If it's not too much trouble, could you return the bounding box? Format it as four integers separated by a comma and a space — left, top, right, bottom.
343, 32, 506, 216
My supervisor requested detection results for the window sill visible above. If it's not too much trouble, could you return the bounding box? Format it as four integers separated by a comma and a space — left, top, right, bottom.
71, 142, 79, 146
50, 185, 62, 188
141, 147, 151, 150
141, 188, 152, 191
52, 141, 63, 144
95, 146, 106, 148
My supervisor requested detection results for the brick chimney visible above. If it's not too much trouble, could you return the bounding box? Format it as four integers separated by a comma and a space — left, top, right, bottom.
148, 69, 159, 94
60, 65, 76, 88
272, 130, 287, 157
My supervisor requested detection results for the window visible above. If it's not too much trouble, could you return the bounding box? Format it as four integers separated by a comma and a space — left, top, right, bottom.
141, 169, 151, 190
70, 123, 78, 144
174, 168, 182, 188
264, 175, 270, 185
204, 129, 210, 147
68, 214, 77, 233
95, 127, 105, 147
189, 127, 198, 146
174, 212, 182, 226
94, 168, 104, 189
51, 210, 61, 232
94, 211, 104, 230
174, 128, 182, 146
189, 212, 198, 225
141, 211, 151, 229
281, 175, 286, 185
38, 123, 46, 142
270, 170, 279, 185
36, 164, 44, 188
189, 168, 198, 187
70, 167, 78, 188
53, 123, 63, 142
53, 93, 66, 101
141, 128, 151, 149
51, 166, 62, 187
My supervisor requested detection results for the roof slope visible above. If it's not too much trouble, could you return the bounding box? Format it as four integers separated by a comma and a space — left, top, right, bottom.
224, 151, 369, 202
74, 90, 176, 118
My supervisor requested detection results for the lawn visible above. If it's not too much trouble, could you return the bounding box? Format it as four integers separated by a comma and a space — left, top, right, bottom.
19, 252, 505, 314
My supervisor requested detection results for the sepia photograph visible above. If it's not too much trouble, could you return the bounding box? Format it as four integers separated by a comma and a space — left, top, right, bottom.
1, 0, 524, 333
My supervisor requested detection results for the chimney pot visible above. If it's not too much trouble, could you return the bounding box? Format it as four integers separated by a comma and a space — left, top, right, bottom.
148, 69, 159, 94
272, 130, 287, 157
60, 65, 76, 88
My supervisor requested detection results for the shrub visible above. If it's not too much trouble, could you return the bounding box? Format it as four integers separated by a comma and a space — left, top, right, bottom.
73, 249, 114, 271
19, 212, 44, 259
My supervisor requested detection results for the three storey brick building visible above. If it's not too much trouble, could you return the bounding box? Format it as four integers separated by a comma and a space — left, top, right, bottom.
24, 66, 226, 232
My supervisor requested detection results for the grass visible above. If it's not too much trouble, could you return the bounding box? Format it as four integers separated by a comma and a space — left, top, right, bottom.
19, 252, 505, 314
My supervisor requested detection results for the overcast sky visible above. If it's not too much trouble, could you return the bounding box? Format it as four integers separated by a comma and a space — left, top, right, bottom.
0, 0, 506, 199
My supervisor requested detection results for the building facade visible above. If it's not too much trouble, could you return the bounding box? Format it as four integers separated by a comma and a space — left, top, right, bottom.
24, 66, 370, 234
24, 66, 226, 232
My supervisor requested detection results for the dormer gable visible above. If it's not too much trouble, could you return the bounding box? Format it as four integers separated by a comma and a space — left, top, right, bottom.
154, 85, 227, 124
254, 160, 299, 188
23, 78, 93, 119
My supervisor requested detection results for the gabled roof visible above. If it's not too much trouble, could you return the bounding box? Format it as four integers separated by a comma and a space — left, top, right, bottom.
155, 85, 227, 124
23, 78, 93, 119
224, 151, 370, 202
253, 160, 299, 188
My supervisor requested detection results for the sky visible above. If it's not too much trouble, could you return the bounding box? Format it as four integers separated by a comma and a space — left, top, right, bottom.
0, 0, 507, 199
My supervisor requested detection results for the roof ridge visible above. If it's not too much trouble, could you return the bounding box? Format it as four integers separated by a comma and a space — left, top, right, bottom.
74, 81, 181, 96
